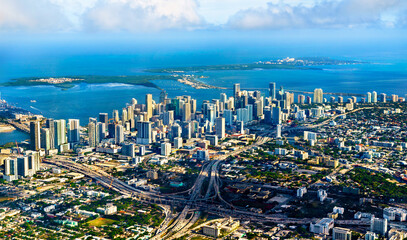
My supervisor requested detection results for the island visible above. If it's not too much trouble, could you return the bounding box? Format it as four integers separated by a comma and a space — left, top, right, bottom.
1, 57, 364, 90
145, 57, 363, 73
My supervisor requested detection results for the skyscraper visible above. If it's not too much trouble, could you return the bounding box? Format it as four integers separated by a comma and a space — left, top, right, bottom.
54, 119, 67, 148
182, 102, 191, 122
367, 92, 372, 103
272, 106, 282, 125
233, 83, 240, 99
88, 122, 97, 147
30, 121, 41, 151
146, 94, 153, 120
99, 113, 108, 124
97, 122, 106, 143
136, 121, 151, 144
113, 110, 119, 123
68, 119, 80, 143
372, 91, 378, 103
45, 118, 55, 149
40, 128, 50, 151
115, 124, 124, 144
215, 117, 226, 139
269, 82, 276, 99
313, 88, 324, 104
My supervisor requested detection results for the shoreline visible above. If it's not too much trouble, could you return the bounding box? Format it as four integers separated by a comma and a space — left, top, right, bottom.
0, 124, 16, 133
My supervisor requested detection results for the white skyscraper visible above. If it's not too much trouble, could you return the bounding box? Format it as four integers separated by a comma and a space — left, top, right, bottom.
313, 88, 324, 104
367, 92, 372, 103
215, 117, 226, 139
276, 124, 282, 138
161, 142, 171, 156
372, 91, 378, 103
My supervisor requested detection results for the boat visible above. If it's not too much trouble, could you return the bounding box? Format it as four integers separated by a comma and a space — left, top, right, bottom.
30, 100, 36, 103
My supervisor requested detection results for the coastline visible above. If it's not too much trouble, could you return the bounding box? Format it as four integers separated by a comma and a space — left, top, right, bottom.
0, 124, 16, 133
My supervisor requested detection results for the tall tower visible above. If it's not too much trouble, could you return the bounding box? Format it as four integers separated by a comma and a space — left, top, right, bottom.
215, 117, 226, 139
30, 121, 41, 151
45, 119, 55, 149
88, 122, 96, 147
99, 113, 108, 124
269, 82, 276, 100
313, 88, 324, 104
233, 83, 240, 99
68, 119, 80, 143
146, 94, 153, 120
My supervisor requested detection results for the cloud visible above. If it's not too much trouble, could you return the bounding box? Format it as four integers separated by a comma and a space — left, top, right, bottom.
0, 0, 204, 33
0, 0, 71, 32
83, 0, 204, 32
227, 0, 404, 30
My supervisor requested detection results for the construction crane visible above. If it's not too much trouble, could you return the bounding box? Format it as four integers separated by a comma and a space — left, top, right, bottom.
15, 141, 22, 156
109, 177, 114, 189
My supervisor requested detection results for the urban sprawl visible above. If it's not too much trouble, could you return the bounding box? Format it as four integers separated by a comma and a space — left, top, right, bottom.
0, 83, 407, 240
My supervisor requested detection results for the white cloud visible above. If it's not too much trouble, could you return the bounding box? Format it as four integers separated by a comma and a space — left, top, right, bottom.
0, 0, 406, 33
227, 0, 405, 29
0, 0, 70, 32
83, 0, 204, 32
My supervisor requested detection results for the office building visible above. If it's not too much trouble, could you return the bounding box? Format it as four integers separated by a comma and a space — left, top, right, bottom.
99, 113, 108, 124
310, 218, 334, 235
115, 124, 124, 144
161, 142, 171, 156
30, 121, 41, 151
333, 227, 352, 240
136, 121, 152, 144
146, 94, 153, 120
45, 118, 55, 149
215, 117, 226, 139
4, 158, 18, 181
68, 119, 80, 143
40, 128, 51, 151
370, 218, 387, 235
88, 122, 97, 147
233, 83, 240, 99
54, 119, 67, 148
269, 82, 276, 99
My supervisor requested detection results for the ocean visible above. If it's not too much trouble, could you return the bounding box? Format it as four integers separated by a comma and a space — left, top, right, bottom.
0, 37, 406, 126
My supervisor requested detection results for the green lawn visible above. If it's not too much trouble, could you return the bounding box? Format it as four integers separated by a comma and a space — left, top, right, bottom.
87, 217, 116, 227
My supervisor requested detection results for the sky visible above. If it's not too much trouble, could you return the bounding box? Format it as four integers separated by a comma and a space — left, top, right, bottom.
0, 0, 406, 33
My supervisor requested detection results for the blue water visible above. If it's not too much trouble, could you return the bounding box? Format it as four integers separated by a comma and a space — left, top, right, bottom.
0, 38, 406, 126
0, 130, 29, 145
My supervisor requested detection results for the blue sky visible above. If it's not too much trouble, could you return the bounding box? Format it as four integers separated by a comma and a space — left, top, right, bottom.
0, 0, 406, 33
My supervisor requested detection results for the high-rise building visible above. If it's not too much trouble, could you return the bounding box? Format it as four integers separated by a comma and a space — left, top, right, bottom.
115, 124, 124, 144
99, 113, 108, 124
276, 124, 282, 138
97, 122, 106, 143
313, 88, 324, 104
182, 102, 191, 122
367, 92, 372, 103
163, 110, 174, 126
17, 156, 30, 177
380, 93, 387, 103
54, 120, 67, 148
30, 121, 41, 151
45, 119, 55, 149
88, 122, 97, 147
272, 106, 282, 125
4, 158, 18, 181
40, 128, 51, 151
370, 218, 387, 235
113, 110, 119, 123
161, 142, 171, 156
224, 110, 233, 126
215, 117, 226, 139
269, 82, 276, 100
68, 119, 80, 143
233, 83, 240, 99
136, 121, 152, 144
146, 94, 153, 120
372, 91, 378, 103
333, 227, 352, 240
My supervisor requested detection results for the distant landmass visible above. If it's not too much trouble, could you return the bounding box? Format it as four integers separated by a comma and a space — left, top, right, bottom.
145, 57, 363, 73
2, 57, 363, 89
